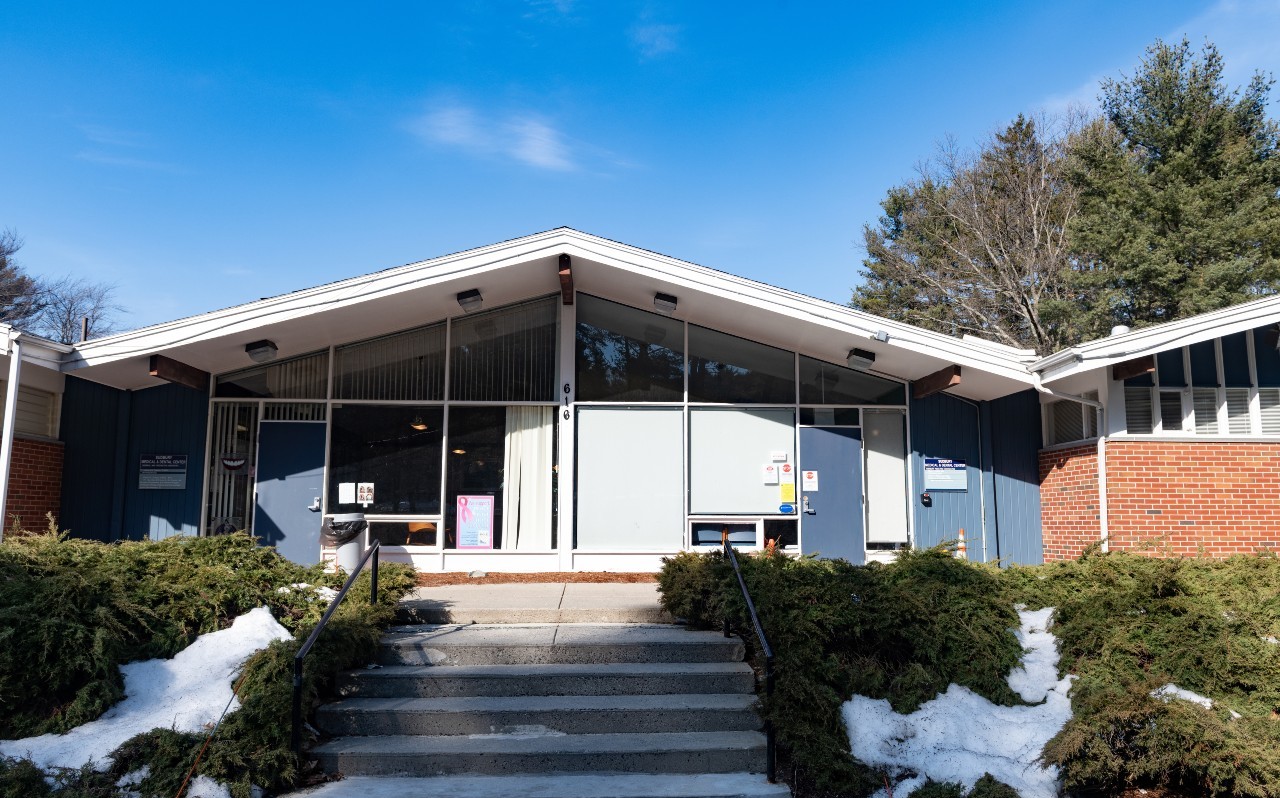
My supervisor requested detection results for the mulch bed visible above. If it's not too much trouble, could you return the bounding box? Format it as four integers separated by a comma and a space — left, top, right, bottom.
414, 571, 658, 587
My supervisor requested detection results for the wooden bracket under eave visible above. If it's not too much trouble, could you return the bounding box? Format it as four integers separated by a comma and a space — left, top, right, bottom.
1111, 355, 1155, 382
149, 354, 210, 392
558, 253, 573, 305
912, 364, 962, 400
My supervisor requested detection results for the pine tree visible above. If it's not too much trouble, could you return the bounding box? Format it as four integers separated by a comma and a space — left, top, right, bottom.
1068, 38, 1280, 334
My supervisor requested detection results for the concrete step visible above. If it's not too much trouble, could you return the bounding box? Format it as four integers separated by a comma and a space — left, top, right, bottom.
316, 693, 761, 737
379, 625, 744, 667
396, 583, 673, 626
336, 661, 756, 698
284, 772, 790, 798
312, 730, 767, 776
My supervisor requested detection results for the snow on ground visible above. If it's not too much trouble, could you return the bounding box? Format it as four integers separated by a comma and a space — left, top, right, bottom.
0, 607, 291, 772
844, 607, 1074, 798
1151, 683, 1241, 718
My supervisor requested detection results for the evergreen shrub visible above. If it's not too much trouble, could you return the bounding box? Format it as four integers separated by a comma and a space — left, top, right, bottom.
0, 527, 414, 797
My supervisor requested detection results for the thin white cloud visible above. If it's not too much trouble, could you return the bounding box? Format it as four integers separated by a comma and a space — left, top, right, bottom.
507, 118, 574, 171
630, 23, 681, 59
408, 101, 579, 171
78, 124, 149, 148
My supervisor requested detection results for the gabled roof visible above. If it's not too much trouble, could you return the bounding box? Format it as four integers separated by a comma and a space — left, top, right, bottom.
1032, 293, 1280, 384
61, 228, 1038, 399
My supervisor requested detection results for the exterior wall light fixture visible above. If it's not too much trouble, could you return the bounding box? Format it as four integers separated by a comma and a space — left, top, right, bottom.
653, 292, 678, 315
847, 348, 876, 370
244, 340, 278, 364
456, 289, 484, 313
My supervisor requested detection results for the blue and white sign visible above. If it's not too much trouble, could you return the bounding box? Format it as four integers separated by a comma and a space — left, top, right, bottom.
923, 458, 968, 491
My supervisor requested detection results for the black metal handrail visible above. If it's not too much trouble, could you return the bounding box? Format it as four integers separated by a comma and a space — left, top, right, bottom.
722, 539, 776, 784
291, 540, 381, 753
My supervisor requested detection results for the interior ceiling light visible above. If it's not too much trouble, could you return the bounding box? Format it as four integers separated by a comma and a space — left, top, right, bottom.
653, 292, 678, 315
410, 416, 429, 431
456, 288, 483, 313
244, 340, 278, 364
452, 448, 466, 454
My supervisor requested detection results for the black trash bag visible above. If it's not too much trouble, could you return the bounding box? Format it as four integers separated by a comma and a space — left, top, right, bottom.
320, 515, 367, 547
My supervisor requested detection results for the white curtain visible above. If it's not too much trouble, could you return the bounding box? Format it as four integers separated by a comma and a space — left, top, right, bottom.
502, 407, 554, 549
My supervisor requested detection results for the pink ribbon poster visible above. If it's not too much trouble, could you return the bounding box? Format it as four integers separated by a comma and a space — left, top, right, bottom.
456, 495, 495, 549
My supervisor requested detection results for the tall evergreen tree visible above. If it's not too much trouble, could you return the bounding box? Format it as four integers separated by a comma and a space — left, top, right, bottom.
1069, 38, 1280, 334
855, 116, 1085, 354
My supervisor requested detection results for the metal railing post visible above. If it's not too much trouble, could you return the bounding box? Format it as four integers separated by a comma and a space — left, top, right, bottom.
722, 539, 777, 784
290, 540, 382, 755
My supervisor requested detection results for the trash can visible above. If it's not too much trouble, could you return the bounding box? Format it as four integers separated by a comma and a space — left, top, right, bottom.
321, 513, 368, 573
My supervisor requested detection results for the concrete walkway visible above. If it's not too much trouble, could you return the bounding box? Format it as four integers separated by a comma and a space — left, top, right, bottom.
397, 582, 673, 624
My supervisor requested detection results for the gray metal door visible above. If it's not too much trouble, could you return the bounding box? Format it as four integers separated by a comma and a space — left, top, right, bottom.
254, 421, 327, 565
799, 426, 864, 564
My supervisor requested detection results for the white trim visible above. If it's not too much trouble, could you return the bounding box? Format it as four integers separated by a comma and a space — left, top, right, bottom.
1035, 293, 1280, 383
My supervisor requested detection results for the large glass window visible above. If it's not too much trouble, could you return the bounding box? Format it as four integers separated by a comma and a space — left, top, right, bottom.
576, 295, 684, 402
798, 356, 906, 405
688, 326, 794, 403
215, 351, 329, 399
335, 323, 445, 401
450, 297, 557, 402
444, 407, 507, 547
327, 405, 443, 515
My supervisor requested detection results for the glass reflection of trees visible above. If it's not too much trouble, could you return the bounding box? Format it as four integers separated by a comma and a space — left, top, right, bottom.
576, 296, 684, 402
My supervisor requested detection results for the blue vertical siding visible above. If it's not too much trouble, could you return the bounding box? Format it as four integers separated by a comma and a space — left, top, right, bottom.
59, 377, 123, 541
909, 392, 986, 559
60, 378, 208, 541
122, 384, 209, 540
989, 390, 1043, 565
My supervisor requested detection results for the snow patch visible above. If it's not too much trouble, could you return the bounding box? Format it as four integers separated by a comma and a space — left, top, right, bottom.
1151, 683, 1241, 718
0, 607, 291, 771
844, 607, 1074, 798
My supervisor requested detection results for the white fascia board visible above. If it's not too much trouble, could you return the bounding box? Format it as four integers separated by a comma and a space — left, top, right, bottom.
64, 227, 1034, 385
559, 233, 1036, 384
1034, 293, 1280, 384
64, 230, 575, 371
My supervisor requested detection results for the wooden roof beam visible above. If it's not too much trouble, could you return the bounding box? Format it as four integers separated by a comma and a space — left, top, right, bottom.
558, 253, 573, 305
1112, 355, 1155, 382
912, 364, 962, 400
149, 354, 210, 392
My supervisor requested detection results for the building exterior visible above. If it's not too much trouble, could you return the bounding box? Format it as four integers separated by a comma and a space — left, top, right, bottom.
0, 229, 1274, 567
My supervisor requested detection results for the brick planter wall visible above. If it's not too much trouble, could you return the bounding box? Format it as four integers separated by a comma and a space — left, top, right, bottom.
1104, 440, 1280, 557
1039, 443, 1102, 561
6, 437, 63, 532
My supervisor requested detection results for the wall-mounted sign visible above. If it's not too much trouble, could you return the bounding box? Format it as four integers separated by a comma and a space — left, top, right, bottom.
923, 458, 968, 491
770, 451, 788, 462
457, 495, 495, 549
802, 470, 819, 491
780, 483, 796, 503
338, 482, 356, 504
780, 463, 793, 480
779, 504, 795, 514
357, 483, 375, 507
761, 464, 779, 485
139, 454, 187, 490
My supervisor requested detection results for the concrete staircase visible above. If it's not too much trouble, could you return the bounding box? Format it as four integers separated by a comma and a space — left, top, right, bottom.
305, 621, 788, 797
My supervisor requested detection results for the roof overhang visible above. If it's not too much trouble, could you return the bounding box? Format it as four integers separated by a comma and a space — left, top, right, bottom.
63, 229, 1037, 400
1033, 293, 1280, 384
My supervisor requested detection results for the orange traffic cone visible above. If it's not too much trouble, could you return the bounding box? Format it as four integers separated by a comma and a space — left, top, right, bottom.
956, 527, 967, 559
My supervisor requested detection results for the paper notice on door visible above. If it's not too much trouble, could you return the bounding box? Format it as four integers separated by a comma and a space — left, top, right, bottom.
338, 482, 356, 504
780, 482, 796, 503
357, 483, 375, 506
802, 470, 819, 491
762, 464, 779, 485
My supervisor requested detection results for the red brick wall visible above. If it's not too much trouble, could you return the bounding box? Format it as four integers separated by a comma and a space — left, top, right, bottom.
6, 437, 63, 533
1104, 440, 1280, 557
1039, 443, 1102, 561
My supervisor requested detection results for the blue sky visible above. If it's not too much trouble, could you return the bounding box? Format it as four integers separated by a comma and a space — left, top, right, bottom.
3, 1, 1279, 331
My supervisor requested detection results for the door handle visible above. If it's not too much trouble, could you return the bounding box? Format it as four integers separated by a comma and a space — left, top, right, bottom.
802, 495, 816, 515
307, 497, 321, 512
